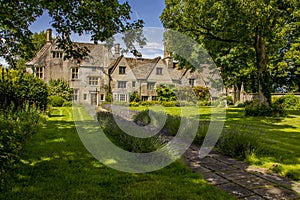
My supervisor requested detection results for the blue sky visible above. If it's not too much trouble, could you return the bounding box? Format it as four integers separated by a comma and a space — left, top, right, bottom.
29, 0, 165, 33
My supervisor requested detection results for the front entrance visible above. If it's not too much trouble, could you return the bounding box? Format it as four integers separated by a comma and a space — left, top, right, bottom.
90, 93, 98, 105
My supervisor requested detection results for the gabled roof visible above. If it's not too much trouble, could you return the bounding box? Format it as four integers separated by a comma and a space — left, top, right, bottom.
129, 57, 161, 80
108, 56, 161, 80
26, 43, 51, 65
107, 55, 124, 74
26, 40, 100, 66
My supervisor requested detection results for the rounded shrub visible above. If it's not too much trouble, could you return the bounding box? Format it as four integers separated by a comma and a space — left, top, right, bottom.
245, 100, 286, 117
48, 96, 65, 107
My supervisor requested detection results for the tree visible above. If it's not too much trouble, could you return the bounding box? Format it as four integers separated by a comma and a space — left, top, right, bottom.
15, 31, 46, 70
0, 0, 144, 68
161, 0, 300, 104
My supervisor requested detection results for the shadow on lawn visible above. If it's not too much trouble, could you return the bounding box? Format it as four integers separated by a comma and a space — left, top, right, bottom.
1, 112, 233, 200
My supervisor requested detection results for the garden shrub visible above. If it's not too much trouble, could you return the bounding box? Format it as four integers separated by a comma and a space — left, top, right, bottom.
0, 106, 42, 185
48, 79, 73, 102
156, 84, 177, 102
245, 100, 286, 117
197, 100, 211, 106
0, 68, 48, 111
192, 86, 210, 101
226, 95, 233, 105
129, 91, 141, 102
217, 125, 266, 160
48, 95, 65, 107
62, 101, 72, 107
275, 94, 300, 110
97, 111, 164, 153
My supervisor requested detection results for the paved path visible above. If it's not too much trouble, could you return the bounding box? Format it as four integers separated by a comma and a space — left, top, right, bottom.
184, 145, 300, 200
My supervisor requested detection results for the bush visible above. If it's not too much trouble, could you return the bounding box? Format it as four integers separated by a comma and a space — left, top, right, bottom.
275, 94, 300, 110
105, 93, 112, 102
48, 79, 73, 101
0, 68, 48, 111
97, 111, 164, 153
245, 100, 286, 117
226, 95, 233, 105
217, 125, 266, 160
48, 96, 65, 107
192, 86, 210, 101
0, 106, 42, 185
62, 101, 72, 107
129, 91, 141, 102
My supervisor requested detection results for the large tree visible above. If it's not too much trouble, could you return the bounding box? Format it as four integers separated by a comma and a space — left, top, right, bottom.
161, 0, 300, 104
0, 0, 144, 68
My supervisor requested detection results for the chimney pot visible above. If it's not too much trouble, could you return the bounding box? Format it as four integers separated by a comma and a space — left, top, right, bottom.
114, 43, 120, 57
46, 29, 52, 43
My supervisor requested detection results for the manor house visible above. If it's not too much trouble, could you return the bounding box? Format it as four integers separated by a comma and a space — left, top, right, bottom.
26, 29, 207, 105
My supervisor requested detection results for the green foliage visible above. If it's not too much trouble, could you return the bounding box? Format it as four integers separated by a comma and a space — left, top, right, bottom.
1, 0, 144, 67
97, 111, 163, 153
156, 84, 177, 102
105, 93, 113, 102
0, 105, 42, 185
245, 100, 286, 117
0, 68, 48, 111
274, 94, 300, 110
217, 126, 266, 160
129, 91, 141, 102
226, 95, 233, 105
192, 86, 210, 101
48, 79, 73, 102
161, 0, 300, 103
48, 96, 65, 107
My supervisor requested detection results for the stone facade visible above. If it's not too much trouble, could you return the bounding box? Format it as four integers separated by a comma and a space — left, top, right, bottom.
26, 29, 207, 105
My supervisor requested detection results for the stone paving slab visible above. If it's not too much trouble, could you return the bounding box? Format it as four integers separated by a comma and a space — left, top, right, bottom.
242, 195, 265, 200
253, 187, 299, 200
216, 182, 254, 198
201, 172, 229, 185
233, 177, 274, 189
217, 170, 258, 181
183, 147, 300, 200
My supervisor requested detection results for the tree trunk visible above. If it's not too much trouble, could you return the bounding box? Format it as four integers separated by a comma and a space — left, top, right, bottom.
254, 35, 271, 104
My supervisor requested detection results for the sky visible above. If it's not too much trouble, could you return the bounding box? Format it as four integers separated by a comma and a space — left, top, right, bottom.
27, 0, 166, 59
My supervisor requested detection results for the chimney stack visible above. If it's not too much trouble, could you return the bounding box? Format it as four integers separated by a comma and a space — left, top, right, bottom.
163, 43, 173, 67
114, 43, 120, 57
46, 29, 52, 43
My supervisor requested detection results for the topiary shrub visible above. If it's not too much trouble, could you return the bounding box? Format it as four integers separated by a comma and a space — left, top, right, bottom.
48, 95, 65, 107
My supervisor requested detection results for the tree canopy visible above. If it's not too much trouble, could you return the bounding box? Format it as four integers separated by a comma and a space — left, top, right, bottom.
161, 0, 300, 103
0, 0, 144, 68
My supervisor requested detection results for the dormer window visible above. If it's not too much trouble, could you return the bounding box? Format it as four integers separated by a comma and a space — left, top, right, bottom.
119, 66, 126, 74
52, 51, 63, 59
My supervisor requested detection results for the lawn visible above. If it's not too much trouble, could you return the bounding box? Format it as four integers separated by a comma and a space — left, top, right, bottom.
0, 107, 234, 200
131, 106, 300, 181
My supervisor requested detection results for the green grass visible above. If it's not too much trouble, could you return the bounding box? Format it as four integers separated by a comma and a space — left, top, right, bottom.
131, 106, 300, 181
0, 107, 234, 199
